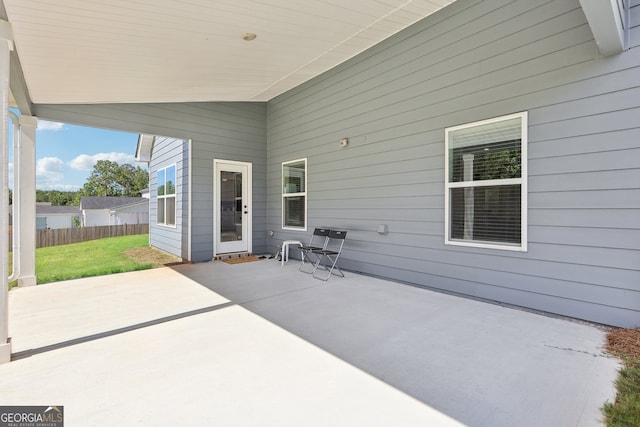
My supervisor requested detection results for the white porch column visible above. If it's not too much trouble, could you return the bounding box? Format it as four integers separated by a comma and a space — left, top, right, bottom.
0, 19, 14, 364
18, 115, 37, 287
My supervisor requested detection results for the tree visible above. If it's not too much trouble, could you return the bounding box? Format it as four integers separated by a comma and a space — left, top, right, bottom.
36, 189, 78, 206
78, 160, 148, 198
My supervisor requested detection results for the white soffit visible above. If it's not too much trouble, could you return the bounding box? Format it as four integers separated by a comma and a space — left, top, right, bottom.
135, 134, 154, 163
3, 0, 455, 104
579, 0, 625, 56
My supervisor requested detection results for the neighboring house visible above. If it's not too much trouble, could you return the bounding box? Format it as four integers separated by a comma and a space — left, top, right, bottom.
35, 203, 81, 230
6, 0, 639, 328
79, 197, 149, 227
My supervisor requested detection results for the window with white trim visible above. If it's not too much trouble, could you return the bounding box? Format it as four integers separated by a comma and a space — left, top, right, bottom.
157, 165, 176, 227
445, 112, 527, 251
282, 158, 307, 230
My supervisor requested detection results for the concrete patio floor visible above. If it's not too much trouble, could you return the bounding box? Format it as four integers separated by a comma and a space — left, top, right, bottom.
1, 259, 619, 426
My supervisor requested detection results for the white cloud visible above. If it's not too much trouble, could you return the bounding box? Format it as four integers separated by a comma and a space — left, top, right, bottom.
68, 152, 137, 171
36, 157, 64, 188
37, 121, 65, 132
37, 157, 64, 176
38, 183, 82, 191
8, 162, 13, 188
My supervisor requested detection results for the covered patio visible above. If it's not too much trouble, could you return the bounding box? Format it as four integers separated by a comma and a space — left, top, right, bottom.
2, 0, 639, 368
1, 260, 618, 426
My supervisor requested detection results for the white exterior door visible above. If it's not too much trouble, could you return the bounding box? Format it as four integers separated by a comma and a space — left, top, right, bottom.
214, 160, 252, 255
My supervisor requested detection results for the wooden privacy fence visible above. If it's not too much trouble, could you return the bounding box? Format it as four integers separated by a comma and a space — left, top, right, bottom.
31, 224, 149, 248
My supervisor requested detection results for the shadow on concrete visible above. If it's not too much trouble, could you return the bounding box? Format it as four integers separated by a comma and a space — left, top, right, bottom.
171, 259, 617, 427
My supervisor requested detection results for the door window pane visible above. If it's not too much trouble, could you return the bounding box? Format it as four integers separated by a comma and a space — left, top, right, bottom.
220, 171, 242, 241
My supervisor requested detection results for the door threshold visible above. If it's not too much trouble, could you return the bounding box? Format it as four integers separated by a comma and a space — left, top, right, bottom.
214, 252, 253, 261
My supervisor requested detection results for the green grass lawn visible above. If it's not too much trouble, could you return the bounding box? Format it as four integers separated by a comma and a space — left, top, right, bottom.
603, 362, 640, 426
603, 328, 640, 427
10, 234, 154, 286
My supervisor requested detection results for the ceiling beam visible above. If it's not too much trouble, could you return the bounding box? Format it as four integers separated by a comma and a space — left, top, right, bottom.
0, 2, 32, 115
8, 54, 32, 115
579, 0, 626, 56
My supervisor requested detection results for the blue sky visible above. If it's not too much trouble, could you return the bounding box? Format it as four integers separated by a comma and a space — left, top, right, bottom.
10, 119, 145, 191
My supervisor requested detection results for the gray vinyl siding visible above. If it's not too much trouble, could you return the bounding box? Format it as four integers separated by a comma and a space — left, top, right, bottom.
189, 104, 267, 261
34, 102, 268, 262
181, 144, 190, 260
632, 0, 640, 47
267, 0, 640, 327
30, 0, 639, 327
149, 136, 187, 259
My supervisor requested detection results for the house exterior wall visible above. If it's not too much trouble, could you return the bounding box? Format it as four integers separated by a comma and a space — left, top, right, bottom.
189, 104, 267, 261
149, 136, 187, 259
113, 203, 149, 226
83, 209, 111, 227
113, 212, 148, 225
30, 0, 639, 326
632, 0, 640, 47
266, 0, 640, 327
34, 102, 268, 262
36, 214, 77, 229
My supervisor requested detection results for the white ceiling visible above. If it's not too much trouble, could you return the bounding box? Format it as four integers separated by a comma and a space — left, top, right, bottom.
3, 0, 455, 104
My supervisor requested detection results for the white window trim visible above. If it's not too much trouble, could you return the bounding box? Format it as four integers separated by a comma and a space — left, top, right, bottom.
282, 158, 307, 231
157, 163, 177, 229
444, 112, 528, 252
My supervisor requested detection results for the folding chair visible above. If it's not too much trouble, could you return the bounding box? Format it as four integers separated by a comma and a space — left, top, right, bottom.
312, 230, 347, 281
298, 228, 331, 273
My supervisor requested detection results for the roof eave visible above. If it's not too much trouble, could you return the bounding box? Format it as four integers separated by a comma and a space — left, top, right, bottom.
579, 0, 627, 56
136, 134, 155, 164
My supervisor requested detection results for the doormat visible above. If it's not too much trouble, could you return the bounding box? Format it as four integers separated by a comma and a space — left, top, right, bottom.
223, 256, 261, 265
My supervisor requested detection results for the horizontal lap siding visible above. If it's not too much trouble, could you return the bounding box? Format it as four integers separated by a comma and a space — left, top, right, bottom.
267, 0, 640, 326
631, 0, 640, 47
34, 102, 268, 262
149, 137, 187, 259
188, 104, 267, 261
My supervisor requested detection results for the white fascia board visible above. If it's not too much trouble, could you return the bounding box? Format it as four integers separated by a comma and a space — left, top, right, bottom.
136, 134, 155, 163
112, 201, 148, 211
580, 0, 626, 56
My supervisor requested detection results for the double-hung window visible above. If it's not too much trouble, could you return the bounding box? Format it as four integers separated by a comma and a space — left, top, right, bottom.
282, 158, 307, 230
157, 165, 176, 227
445, 112, 527, 251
